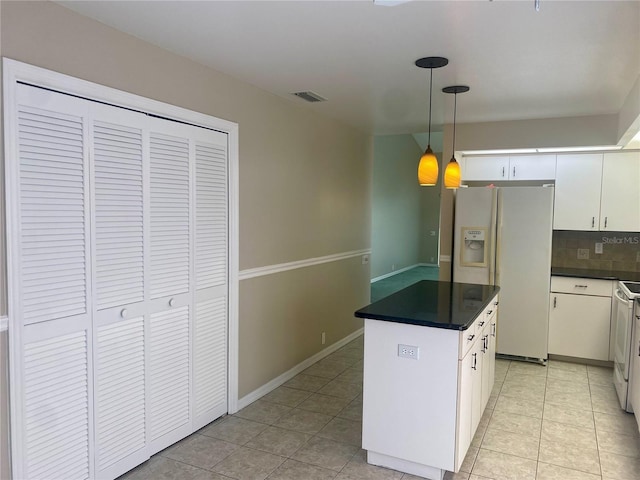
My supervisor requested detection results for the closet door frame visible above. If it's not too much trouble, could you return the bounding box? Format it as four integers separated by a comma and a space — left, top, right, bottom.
3, 56, 240, 456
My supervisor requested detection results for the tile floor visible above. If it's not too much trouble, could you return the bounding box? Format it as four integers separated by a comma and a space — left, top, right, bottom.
120, 335, 640, 480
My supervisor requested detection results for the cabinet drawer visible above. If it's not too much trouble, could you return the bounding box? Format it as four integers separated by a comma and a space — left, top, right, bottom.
460, 323, 479, 360
459, 295, 499, 359
550, 276, 613, 297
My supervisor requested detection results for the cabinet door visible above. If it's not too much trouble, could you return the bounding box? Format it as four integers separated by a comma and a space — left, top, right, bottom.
508, 155, 556, 180
456, 351, 474, 471
471, 341, 484, 433
549, 293, 611, 360
554, 154, 603, 230
488, 310, 498, 395
480, 314, 496, 411
463, 156, 509, 181
632, 316, 640, 433
600, 152, 640, 232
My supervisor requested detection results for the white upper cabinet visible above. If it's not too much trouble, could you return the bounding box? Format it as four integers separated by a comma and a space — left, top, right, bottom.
600, 151, 640, 232
508, 155, 556, 180
553, 153, 603, 230
463, 156, 510, 181
462, 154, 556, 182
554, 151, 640, 232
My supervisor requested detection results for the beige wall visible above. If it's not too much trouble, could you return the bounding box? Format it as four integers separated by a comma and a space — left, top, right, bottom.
438, 114, 620, 281
0, 0, 372, 468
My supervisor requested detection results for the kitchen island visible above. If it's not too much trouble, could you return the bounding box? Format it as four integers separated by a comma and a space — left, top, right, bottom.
355, 280, 500, 480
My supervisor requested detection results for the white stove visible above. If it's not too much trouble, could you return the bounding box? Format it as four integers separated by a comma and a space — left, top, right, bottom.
613, 281, 640, 412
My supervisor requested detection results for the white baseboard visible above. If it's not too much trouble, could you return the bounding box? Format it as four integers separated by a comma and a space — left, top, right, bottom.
235, 327, 364, 412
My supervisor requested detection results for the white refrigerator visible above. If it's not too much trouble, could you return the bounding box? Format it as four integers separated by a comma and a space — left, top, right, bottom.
453, 186, 554, 362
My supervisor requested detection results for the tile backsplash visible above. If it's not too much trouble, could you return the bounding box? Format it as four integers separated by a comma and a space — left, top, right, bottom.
552, 230, 640, 272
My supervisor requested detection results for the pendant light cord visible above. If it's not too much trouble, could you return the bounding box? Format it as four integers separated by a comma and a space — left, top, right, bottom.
428, 67, 433, 146
451, 92, 457, 155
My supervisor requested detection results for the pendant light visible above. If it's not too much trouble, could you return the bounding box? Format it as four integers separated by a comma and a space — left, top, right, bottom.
442, 85, 469, 189
415, 57, 448, 186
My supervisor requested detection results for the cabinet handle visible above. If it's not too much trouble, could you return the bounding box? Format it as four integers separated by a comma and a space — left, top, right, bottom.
604, 217, 608, 228
479, 321, 485, 327
120, 308, 128, 318
512, 166, 516, 178
502, 166, 505, 178
553, 296, 557, 308
592, 217, 595, 228
486, 310, 493, 316
467, 334, 475, 342
494, 300, 499, 306
575, 285, 588, 289
169, 298, 175, 307
491, 322, 496, 336
482, 335, 488, 352
472, 353, 477, 370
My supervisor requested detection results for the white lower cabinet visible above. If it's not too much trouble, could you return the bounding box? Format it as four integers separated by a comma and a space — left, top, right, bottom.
362, 293, 499, 479
457, 298, 498, 471
549, 277, 613, 361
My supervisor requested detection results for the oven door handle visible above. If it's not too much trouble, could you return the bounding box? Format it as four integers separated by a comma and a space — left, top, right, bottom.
615, 288, 631, 306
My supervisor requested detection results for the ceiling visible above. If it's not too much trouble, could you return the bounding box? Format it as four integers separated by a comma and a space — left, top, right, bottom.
57, 1, 640, 136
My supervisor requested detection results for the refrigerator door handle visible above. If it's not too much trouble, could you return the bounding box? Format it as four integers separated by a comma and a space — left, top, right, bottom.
493, 189, 502, 286
488, 189, 498, 285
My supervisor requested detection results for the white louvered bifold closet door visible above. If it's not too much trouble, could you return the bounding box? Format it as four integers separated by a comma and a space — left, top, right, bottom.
146, 122, 194, 455
91, 104, 150, 480
10, 84, 94, 480
193, 135, 228, 431
8, 76, 230, 480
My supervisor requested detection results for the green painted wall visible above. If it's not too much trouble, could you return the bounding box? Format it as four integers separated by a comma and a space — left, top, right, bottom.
372, 134, 440, 279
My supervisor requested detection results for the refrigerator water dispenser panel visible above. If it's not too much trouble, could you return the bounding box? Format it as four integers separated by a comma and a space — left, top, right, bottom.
461, 227, 488, 267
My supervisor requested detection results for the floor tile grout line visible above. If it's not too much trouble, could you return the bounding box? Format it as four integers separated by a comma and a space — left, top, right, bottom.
536, 361, 549, 480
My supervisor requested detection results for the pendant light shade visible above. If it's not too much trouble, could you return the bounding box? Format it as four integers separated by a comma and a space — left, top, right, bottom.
415, 57, 448, 186
444, 156, 461, 189
442, 85, 470, 189
418, 146, 439, 186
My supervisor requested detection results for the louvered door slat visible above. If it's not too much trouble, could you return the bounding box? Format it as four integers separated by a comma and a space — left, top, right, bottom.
195, 143, 227, 290
95, 317, 145, 471
23, 331, 89, 480
18, 105, 88, 326
149, 133, 190, 298
149, 307, 190, 441
194, 297, 227, 416
94, 121, 144, 310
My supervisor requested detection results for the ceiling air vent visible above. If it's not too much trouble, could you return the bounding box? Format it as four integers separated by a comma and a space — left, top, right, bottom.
291, 91, 327, 103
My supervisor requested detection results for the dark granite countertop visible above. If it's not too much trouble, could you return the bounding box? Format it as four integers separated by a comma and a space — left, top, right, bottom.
551, 267, 640, 282
354, 280, 500, 331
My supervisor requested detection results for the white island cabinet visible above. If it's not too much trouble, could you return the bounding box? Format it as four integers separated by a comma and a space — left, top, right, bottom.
356, 281, 499, 479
